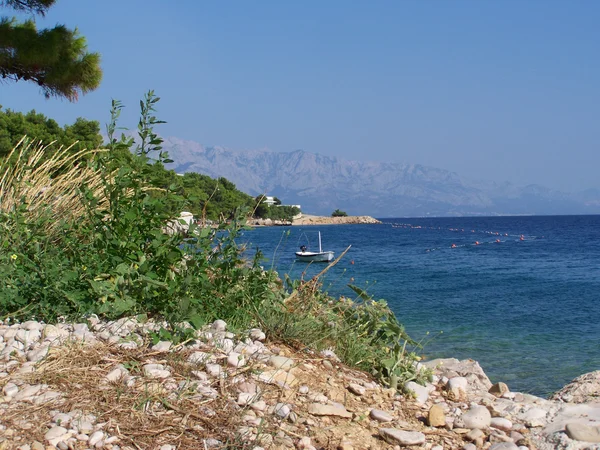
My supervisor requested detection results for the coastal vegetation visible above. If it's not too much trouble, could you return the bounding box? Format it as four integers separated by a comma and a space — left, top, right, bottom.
332, 208, 348, 217
254, 194, 301, 222
0, 93, 427, 390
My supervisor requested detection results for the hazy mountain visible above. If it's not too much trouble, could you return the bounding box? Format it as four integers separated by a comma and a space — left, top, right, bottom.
163, 137, 600, 217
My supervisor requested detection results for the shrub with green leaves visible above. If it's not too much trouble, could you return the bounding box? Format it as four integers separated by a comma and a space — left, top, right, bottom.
0, 91, 427, 390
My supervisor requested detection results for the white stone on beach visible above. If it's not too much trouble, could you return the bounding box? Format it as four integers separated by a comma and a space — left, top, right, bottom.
44, 426, 70, 444
143, 364, 170, 379
151, 340, 172, 352
565, 422, 600, 443
227, 352, 246, 368
490, 417, 512, 432
462, 405, 491, 429
347, 383, 366, 396
212, 320, 227, 331
249, 328, 266, 341
378, 428, 426, 446
3, 382, 18, 397
88, 430, 105, 446
370, 409, 393, 422
404, 381, 432, 404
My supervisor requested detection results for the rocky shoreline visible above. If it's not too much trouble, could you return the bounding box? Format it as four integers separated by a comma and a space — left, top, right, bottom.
248, 215, 381, 227
1, 317, 599, 450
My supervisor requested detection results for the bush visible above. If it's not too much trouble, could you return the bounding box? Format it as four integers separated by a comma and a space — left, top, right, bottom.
0, 92, 427, 389
331, 209, 348, 217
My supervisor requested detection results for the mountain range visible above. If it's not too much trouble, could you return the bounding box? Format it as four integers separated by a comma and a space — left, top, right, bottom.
163, 136, 600, 217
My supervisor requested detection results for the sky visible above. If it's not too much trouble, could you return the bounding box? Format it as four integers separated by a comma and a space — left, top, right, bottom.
1, 0, 599, 192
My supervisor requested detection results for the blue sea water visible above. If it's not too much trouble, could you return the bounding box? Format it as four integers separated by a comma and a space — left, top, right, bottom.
239, 215, 600, 397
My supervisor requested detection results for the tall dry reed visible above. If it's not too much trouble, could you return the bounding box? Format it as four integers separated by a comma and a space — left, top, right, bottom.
0, 137, 107, 235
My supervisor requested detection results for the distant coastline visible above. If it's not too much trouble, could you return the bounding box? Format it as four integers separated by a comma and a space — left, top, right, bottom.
292, 214, 381, 226
247, 214, 381, 227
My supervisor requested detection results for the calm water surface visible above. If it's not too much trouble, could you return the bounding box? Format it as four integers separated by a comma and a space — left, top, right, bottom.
240, 215, 600, 396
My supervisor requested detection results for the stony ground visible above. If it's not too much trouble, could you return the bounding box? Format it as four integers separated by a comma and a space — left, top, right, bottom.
1, 317, 599, 450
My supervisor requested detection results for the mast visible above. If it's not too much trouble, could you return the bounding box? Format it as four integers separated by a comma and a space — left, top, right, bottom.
318, 231, 322, 253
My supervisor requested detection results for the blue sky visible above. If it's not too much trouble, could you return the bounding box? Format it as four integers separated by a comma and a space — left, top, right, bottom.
1, 0, 599, 192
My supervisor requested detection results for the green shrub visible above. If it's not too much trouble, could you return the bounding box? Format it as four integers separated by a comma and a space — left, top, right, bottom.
0, 91, 428, 390
332, 209, 348, 217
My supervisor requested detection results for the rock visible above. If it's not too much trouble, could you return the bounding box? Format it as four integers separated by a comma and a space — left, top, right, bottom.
322, 360, 334, 370
238, 392, 258, 406
489, 382, 510, 397
268, 356, 294, 370
52, 414, 72, 426
273, 403, 291, 419
463, 444, 477, 450
227, 352, 246, 368
250, 400, 267, 412
347, 383, 366, 396
188, 351, 212, 364
378, 428, 426, 446
299, 385, 309, 394
237, 381, 259, 394
106, 366, 129, 382
212, 320, 227, 331
425, 358, 493, 397
2, 382, 18, 397
427, 404, 446, 427
370, 409, 394, 422
447, 376, 468, 398
462, 405, 491, 429
551, 370, 600, 403
249, 329, 266, 341
518, 407, 547, 427
466, 428, 485, 442
143, 363, 170, 379
88, 431, 104, 446
205, 364, 222, 378
44, 426, 70, 446
26, 345, 49, 362
151, 341, 172, 352
34, 390, 62, 404
13, 384, 43, 401
488, 444, 519, 450
490, 417, 512, 432
565, 422, 600, 443
258, 369, 299, 388
308, 403, 352, 418
404, 381, 432, 404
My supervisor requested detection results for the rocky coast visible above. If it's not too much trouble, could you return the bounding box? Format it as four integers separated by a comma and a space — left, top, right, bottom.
1, 317, 599, 450
248, 215, 381, 227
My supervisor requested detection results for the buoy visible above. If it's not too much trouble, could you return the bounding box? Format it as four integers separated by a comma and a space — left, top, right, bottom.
451, 244, 457, 248
495, 239, 500, 243
475, 241, 480, 245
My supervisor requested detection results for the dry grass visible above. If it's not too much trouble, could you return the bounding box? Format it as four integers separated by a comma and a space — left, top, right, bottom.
4, 342, 246, 449
0, 137, 108, 236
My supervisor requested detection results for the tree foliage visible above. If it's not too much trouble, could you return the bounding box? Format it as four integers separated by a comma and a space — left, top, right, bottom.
0, 106, 102, 157
0, 0, 102, 100
253, 194, 300, 222
332, 209, 348, 217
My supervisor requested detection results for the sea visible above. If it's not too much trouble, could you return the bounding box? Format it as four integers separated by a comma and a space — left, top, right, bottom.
239, 215, 600, 397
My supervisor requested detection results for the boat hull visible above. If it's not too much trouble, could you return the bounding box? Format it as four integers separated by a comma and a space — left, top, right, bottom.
295, 251, 335, 262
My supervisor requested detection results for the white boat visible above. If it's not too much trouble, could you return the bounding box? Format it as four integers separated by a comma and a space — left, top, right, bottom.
295, 231, 334, 262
